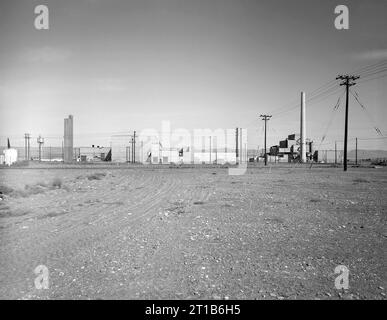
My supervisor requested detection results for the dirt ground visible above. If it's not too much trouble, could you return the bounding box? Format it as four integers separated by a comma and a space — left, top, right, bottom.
0, 164, 386, 300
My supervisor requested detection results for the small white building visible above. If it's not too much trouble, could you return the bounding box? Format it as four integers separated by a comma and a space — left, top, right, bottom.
3, 148, 17, 166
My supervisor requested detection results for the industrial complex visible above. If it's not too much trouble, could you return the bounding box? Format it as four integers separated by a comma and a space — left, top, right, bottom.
1, 94, 317, 166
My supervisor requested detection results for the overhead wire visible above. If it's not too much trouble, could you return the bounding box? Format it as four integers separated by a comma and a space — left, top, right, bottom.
318, 91, 344, 146
350, 89, 384, 136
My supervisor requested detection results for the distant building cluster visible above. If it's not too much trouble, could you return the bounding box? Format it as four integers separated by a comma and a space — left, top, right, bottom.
267, 133, 316, 163
111, 129, 248, 165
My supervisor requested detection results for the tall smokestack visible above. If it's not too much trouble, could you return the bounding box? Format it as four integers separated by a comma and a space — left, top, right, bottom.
64, 115, 74, 163
300, 92, 306, 163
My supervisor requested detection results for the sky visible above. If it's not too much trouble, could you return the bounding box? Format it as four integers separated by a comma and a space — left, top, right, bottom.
0, 0, 386, 150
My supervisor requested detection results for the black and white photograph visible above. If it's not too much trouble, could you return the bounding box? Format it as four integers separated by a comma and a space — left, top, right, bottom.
0, 0, 386, 308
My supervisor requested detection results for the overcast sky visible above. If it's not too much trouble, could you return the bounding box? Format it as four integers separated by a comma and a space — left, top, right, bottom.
0, 0, 386, 150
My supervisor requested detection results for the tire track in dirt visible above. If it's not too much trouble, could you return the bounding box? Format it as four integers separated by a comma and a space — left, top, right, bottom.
30, 170, 189, 299
43, 170, 213, 299
0, 169, 187, 298
1, 170, 242, 299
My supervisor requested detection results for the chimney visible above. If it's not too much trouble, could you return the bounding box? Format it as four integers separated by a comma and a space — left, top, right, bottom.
300, 92, 306, 162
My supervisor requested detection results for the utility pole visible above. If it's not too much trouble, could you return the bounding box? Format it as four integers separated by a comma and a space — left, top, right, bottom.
215, 141, 218, 164
130, 137, 134, 163
235, 128, 239, 165
335, 141, 337, 165
24, 133, 28, 160
27, 134, 30, 160
355, 137, 358, 165
336, 74, 359, 171
133, 131, 136, 163
141, 141, 143, 163
24, 133, 31, 160
260, 115, 272, 166
310, 141, 313, 161
240, 128, 243, 164
209, 136, 212, 164
24, 134, 27, 160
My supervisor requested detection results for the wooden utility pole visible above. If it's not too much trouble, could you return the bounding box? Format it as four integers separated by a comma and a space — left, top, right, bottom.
336, 75, 359, 171
24, 133, 28, 160
27, 134, 30, 160
24, 134, 27, 160
133, 131, 136, 163
235, 128, 239, 165
355, 137, 358, 165
130, 137, 134, 163
240, 128, 243, 164
141, 141, 143, 163
24, 133, 31, 160
209, 136, 212, 164
260, 115, 272, 166
310, 141, 313, 161
335, 141, 337, 165
215, 136, 218, 164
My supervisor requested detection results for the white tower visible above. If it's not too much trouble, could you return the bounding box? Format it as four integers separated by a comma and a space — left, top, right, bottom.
300, 92, 306, 162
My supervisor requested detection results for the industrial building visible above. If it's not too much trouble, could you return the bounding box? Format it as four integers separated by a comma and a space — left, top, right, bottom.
265, 91, 316, 163
268, 133, 314, 162
111, 128, 248, 164
0, 139, 18, 166
76, 146, 111, 162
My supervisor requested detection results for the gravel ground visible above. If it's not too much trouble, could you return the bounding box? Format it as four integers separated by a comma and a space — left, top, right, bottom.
0, 164, 386, 300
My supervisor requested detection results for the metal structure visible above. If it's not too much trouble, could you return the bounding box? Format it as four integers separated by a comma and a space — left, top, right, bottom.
37, 135, 44, 161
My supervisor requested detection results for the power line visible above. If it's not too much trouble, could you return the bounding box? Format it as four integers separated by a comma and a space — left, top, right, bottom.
272, 86, 343, 119
272, 85, 338, 116
350, 59, 387, 75
314, 136, 387, 145
350, 89, 384, 136
269, 60, 387, 120
358, 73, 387, 84
358, 136, 387, 141
358, 68, 387, 79
316, 91, 344, 148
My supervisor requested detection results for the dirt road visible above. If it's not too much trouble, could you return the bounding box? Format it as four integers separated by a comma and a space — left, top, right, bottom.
0, 165, 386, 299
